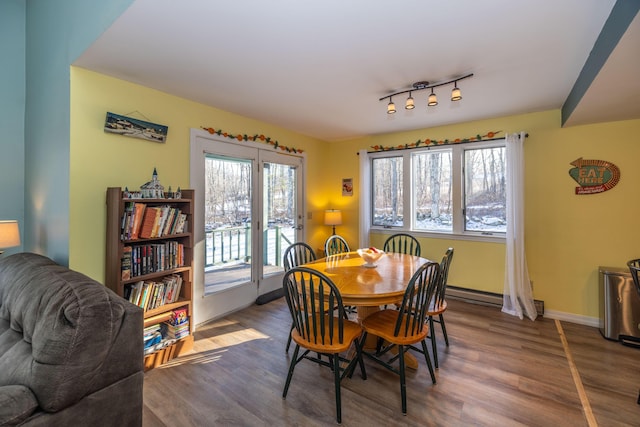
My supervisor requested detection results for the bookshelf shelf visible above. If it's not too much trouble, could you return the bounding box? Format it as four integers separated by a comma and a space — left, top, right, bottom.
106, 187, 194, 370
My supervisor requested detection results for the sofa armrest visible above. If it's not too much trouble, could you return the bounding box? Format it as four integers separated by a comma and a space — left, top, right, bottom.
0, 385, 38, 426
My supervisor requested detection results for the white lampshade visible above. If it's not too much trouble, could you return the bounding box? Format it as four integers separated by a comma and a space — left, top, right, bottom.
0, 220, 20, 249
405, 95, 415, 110
324, 210, 342, 226
451, 85, 462, 101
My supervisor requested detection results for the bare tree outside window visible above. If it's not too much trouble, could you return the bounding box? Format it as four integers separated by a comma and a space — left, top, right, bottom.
372, 157, 403, 226
414, 150, 453, 231
464, 146, 506, 232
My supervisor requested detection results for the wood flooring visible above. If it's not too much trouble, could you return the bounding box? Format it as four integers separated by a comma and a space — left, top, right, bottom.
142, 298, 640, 426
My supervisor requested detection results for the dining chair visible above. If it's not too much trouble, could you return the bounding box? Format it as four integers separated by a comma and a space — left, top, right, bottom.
324, 234, 350, 256
427, 247, 454, 368
625, 258, 640, 405
282, 267, 367, 424
283, 242, 317, 352
361, 261, 440, 414
383, 233, 421, 256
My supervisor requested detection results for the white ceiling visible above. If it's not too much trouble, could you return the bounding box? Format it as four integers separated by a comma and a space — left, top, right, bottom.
74, 0, 639, 142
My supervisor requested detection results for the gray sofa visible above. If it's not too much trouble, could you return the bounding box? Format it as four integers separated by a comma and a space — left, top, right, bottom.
0, 252, 143, 426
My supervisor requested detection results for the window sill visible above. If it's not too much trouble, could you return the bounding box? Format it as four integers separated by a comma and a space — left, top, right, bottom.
370, 228, 505, 244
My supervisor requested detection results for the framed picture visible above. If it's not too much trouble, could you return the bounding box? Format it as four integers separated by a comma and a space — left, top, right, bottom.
342, 178, 353, 196
104, 112, 168, 143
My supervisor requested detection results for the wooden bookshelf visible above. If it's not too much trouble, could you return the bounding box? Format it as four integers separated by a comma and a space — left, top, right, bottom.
106, 187, 194, 370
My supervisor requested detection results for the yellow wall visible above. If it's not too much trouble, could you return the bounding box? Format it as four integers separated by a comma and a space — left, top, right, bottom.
325, 111, 640, 320
69, 67, 329, 282
70, 67, 640, 321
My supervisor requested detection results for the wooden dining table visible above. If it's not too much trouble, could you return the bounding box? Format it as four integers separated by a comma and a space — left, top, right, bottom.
300, 251, 433, 368
301, 250, 432, 312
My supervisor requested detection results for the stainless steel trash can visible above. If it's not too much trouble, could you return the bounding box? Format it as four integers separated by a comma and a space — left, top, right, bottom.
599, 266, 640, 346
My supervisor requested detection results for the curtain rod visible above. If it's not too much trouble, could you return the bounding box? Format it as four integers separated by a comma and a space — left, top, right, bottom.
361, 133, 529, 154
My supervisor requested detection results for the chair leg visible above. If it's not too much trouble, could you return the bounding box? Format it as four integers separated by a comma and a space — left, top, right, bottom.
439, 313, 449, 347
285, 322, 294, 352
398, 345, 407, 415
429, 315, 439, 368
283, 345, 300, 398
333, 350, 342, 424
420, 339, 437, 384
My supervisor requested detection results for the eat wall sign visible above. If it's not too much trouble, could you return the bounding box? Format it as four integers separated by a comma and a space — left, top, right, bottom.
568, 158, 620, 195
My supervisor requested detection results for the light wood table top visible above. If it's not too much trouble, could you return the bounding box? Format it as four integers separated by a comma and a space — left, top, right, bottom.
301, 251, 432, 307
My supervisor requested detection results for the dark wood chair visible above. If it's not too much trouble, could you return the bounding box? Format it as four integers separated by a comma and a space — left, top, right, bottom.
383, 233, 421, 256
282, 267, 367, 424
625, 258, 640, 405
427, 247, 454, 368
361, 261, 440, 414
283, 242, 317, 352
324, 235, 350, 256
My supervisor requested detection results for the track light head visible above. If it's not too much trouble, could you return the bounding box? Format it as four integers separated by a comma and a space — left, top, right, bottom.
451, 82, 462, 101
428, 88, 438, 107
405, 93, 415, 110
387, 98, 396, 114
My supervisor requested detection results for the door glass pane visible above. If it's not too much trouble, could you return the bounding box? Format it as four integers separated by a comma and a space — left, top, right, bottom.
263, 161, 297, 277
204, 155, 252, 295
372, 157, 403, 226
413, 150, 453, 231
464, 146, 506, 232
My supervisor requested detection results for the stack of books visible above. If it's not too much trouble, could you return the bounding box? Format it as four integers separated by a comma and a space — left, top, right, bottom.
162, 307, 189, 340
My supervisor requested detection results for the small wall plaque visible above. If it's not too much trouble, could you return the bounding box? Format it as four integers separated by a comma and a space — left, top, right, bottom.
568, 157, 620, 195
104, 112, 168, 143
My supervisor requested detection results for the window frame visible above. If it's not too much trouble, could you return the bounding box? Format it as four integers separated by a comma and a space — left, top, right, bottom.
368, 138, 506, 243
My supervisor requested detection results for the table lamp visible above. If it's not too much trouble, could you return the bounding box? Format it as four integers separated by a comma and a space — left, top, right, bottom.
0, 220, 20, 255
324, 209, 342, 235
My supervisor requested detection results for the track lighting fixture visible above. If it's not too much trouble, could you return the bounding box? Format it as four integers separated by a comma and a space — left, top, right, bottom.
380, 73, 473, 112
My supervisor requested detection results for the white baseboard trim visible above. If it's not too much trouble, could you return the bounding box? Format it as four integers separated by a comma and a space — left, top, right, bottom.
447, 285, 545, 317
542, 309, 600, 328
446, 285, 600, 328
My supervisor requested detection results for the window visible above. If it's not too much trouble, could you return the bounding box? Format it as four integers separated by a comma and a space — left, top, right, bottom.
370, 139, 506, 237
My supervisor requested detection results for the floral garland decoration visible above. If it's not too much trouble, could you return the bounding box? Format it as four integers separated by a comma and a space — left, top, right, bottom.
201, 126, 303, 153
370, 130, 502, 152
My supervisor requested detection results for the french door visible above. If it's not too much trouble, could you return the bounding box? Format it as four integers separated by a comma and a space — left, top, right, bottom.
190, 130, 305, 324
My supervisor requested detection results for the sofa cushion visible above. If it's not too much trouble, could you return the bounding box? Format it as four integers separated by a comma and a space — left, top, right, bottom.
0, 385, 38, 426
0, 252, 142, 413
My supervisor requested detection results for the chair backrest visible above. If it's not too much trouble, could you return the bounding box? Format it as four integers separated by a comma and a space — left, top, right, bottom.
283, 242, 317, 271
393, 261, 440, 338
627, 259, 640, 298
325, 235, 350, 256
283, 267, 348, 346
434, 248, 454, 306
383, 233, 421, 256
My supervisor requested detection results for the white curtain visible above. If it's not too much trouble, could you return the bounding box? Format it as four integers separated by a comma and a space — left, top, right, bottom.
502, 132, 537, 320
358, 149, 371, 249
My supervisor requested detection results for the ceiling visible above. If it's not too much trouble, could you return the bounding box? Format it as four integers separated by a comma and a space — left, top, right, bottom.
73, 0, 640, 142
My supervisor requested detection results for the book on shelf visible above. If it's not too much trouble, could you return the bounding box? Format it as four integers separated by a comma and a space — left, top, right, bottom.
161, 207, 177, 236
169, 307, 188, 325
121, 246, 132, 280
139, 207, 161, 239
129, 203, 146, 240
174, 213, 187, 234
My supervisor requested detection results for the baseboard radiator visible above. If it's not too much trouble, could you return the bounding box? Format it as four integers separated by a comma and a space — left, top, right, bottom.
447, 285, 545, 317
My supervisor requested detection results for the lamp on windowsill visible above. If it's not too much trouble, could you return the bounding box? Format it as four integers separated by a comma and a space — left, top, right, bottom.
0, 220, 21, 256
324, 210, 342, 236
